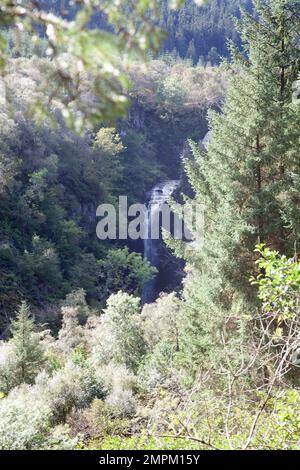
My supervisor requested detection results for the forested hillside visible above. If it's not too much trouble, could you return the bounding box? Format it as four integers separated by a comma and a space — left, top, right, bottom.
0, 54, 226, 330
0, 0, 299, 453
45, 0, 253, 64
159, 0, 253, 64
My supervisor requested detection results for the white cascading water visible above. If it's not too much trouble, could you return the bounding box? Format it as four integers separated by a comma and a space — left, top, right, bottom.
142, 180, 180, 303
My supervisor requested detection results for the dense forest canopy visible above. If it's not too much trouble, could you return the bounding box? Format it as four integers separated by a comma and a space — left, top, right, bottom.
0, 0, 299, 453
42, 0, 253, 64
158, 0, 253, 64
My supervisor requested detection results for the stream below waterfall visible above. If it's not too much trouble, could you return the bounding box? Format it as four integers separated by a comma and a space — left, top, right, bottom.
142, 180, 180, 304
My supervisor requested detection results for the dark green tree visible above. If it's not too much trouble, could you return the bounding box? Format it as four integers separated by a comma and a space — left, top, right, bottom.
176, 0, 300, 379
10, 301, 45, 384
98, 248, 157, 302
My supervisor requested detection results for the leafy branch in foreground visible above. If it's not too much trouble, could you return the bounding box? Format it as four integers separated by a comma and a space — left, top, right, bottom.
0, 0, 208, 130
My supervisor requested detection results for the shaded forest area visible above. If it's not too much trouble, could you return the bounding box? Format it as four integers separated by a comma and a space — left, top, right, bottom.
0, 55, 226, 330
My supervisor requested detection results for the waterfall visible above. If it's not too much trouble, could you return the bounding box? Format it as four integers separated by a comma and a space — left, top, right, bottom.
142, 180, 180, 304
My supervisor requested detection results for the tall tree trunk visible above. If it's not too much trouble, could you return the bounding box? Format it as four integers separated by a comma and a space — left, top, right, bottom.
256, 133, 263, 244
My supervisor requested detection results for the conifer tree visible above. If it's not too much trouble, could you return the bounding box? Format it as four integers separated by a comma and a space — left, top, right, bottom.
177, 0, 300, 378
10, 302, 44, 385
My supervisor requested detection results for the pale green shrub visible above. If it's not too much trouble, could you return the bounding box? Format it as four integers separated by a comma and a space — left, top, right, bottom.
91, 292, 145, 372
0, 342, 19, 394
0, 385, 51, 450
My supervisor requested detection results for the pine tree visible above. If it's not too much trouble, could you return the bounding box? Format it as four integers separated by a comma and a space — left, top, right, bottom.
10, 302, 44, 384
177, 0, 300, 379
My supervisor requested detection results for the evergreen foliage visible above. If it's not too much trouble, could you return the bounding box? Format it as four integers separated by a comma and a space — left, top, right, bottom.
158, 0, 253, 64
98, 248, 157, 300
10, 301, 45, 385
176, 0, 300, 377
0, 0, 299, 452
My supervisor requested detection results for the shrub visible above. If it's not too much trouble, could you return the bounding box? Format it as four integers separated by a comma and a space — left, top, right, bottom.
141, 293, 180, 349
0, 385, 51, 450
43, 424, 78, 450
91, 292, 146, 372
138, 293, 181, 389
0, 342, 19, 394
34, 359, 104, 423
88, 399, 130, 436
57, 289, 92, 353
